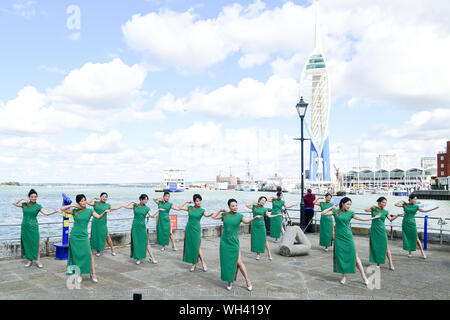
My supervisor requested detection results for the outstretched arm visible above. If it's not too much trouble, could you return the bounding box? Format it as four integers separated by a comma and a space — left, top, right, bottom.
153, 197, 160, 205
12, 198, 27, 208
110, 201, 131, 211
40, 208, 60, 216
353, 213, 381, 221
93, 209, 110, 220
177, 201, 192, 212
313, 199, 322, 206
241, 215, 264, 224
60, 204, 80, 214
418, 206, 439, 213
122, 201, 137, 210
285, 203, 297, 209
87, 196, 98, 207
246, 202, 257, 210
364, 206, 375, 213
394, 200, 406, 208
321, 204, 337, 216
265, 211, 283, 219
209, 209, 226, 220
203, 209, 222, 218
386, 214, 399, 222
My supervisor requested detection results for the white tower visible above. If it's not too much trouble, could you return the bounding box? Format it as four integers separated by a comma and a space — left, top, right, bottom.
299, 0, 331, 182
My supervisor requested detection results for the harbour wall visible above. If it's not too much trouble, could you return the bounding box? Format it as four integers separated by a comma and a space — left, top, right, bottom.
414, 190, 450, 200
1, 224, 449, 260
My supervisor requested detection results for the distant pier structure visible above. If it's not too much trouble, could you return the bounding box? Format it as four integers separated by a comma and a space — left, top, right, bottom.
300, 0, 331, 182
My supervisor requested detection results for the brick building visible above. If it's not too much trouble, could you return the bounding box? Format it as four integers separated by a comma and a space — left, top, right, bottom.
437, 141, 450, 186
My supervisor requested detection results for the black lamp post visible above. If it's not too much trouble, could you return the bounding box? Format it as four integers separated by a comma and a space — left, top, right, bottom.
294, 97, 309, 230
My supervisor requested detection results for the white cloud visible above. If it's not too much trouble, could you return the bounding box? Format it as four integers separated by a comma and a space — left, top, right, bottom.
0, 86, 89, 135
0, 0, 37, 19
122, 1, 313, 73
124, 0, 450, 110
48, 58, 148, 113
156, 75, 299, 118
72, 130, 124, 154
0, 59, 161, 135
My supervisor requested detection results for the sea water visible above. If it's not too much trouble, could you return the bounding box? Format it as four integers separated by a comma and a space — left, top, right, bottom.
1, 185, 449, 241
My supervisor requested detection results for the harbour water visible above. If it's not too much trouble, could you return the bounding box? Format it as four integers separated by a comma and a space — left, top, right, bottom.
1, 185, 450, 242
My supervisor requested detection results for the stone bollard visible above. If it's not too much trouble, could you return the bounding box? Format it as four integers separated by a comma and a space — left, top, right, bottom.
279, 226, 311, 256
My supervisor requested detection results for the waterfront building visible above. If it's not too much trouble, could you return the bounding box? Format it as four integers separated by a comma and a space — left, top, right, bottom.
300, 0, 331, 182
216, 169, 240, 189
437, 141, 450, 187
376, 154, 397, 170
421, 156, 437, 170
342, 168, 435, 188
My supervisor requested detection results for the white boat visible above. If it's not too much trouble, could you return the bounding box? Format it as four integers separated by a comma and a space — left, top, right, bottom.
161, 168, 185, 192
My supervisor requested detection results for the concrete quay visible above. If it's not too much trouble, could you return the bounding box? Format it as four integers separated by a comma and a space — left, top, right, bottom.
0, 231, 449, 300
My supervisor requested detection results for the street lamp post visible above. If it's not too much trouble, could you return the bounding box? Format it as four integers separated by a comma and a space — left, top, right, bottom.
294, 97, 309, 230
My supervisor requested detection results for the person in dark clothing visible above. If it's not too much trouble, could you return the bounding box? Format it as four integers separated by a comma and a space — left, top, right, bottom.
302, 189, 316, 233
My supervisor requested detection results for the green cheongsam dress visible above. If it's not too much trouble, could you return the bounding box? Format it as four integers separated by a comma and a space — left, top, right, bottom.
130, 203, 150, 260
67, 208, 94, 275
219, 211, 244, 283
183, 205, 205, 264
369, 207, 389, 264
319, 202, 334, 247
251, 204, 267, 253
402, 203, 419, 251
332, 209, 356, 274
270, 199, 285, 238
21, 202, 43, 261
157, 200, 172, 246
90, 201, 111, 252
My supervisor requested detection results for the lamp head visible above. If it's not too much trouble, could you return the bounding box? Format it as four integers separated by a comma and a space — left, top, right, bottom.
296, 96, 308, 118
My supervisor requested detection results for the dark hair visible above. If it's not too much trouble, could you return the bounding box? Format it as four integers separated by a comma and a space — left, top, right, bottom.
100, 192, 108, 198
325, 193, 332, 198
258, 196, 267, 202
276, 191, 282, 197
193, 194, 202, 202
76, 194, 86, 204
377, 196, 387, 203
139, 194, 148, 201
276, 186, 282, 192
339, 197, 352, 210
408, 193, 417, 201
163, 191, 170, 197
28, 189, 38, 197
227, 198, 237, 207
307, 189, 312, 193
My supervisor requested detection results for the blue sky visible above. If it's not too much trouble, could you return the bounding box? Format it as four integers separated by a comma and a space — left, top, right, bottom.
0, 0, 449, 183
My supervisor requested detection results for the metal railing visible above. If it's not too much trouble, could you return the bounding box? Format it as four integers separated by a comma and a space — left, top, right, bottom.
0, 211, 258, 242
283, 208, 450, 246
1, 210, 449, 247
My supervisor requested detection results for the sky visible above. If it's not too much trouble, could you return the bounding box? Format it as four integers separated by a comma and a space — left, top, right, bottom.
0, 0, 449, 184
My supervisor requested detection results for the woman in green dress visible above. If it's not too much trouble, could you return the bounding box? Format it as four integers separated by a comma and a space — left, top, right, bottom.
12, 189, 60, 268
210, 198, 263, 291
61, 194, 111, 283
364, 197, 399, 270
321, 197, 381, 286
87, 192, 129, 257
266, 192, 297, 241
153, 192, 182, 251
123, 194, 160, 265
177, 194, 222, 272
313, 193, 335, 252
245, 196, 282, 261
395, 194, 439, 259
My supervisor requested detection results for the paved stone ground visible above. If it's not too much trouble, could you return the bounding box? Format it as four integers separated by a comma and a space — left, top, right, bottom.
0, 233, 449, 300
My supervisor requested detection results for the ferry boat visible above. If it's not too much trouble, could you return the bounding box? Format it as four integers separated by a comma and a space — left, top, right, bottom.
392, 187, 408, 196
159, 168, 185, 192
